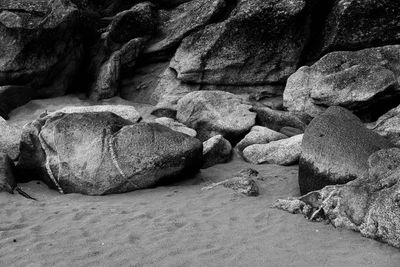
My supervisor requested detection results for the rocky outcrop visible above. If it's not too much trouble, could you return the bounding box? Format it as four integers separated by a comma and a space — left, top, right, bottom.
284, 45, 400, 121
202, 135, 232, 169
176, 91, 256, 142
0, 0, 83, 96
236, 126, 287, 155
170, 0, 311, 86
145, 0, 227, 59
243, 134, 302, 165
299, 106, 392, 195
321, 0, 400, 53
275, 147, 400, 249
154, 117, 197, 137
16, 112, 203, 195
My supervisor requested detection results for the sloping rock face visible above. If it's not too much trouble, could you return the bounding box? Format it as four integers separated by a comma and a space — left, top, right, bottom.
145, 0, 227, 59
16, 112, 203, 195
243, 134, 302, 166
0, 0, 83, 96
154, 117, 197, 137
176, 91, 256, 142
0, 118, 21, 160
284, 45, 400, 121
275, 147, 400, 249
170, 0, 310, 86
321, 0, 400, 53
299, 106, 392, 195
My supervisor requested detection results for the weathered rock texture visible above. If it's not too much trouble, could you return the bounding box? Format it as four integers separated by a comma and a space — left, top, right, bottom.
176, 91, 256, 142
202, 135, 232, 169
243, 134, 302, 166
154, 117, 197, 137
171, 0, 311, 86
0, 153, 16, 194
16, 112, 203, 195
275, 147, 400, 249
284, 45, 400, 121
299, 106, 392, 195
373, 104, 400, 146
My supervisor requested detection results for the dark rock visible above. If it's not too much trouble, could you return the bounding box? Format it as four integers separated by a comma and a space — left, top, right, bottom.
275, 147, 400, 249
0, 0, 83, 97
176, 91, 256, 142
17, 112, 203, 195
145, 0, 227, 59
0, 153, 16, 194
284, 45, 400, 121
252, 106, 307, 132
243, 134, 302, 165
299, 106, 392, 195
279, 126, 303, 137
202, 135, 232, 169
321, 0, 400, 53
170, 0, 311, 86
0, 85, 34, 119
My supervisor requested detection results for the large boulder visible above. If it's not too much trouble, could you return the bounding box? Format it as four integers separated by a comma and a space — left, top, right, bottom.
243, 134, 302, 166
321, 0, 400, 53
176, 91, 256, 142
145, 0, 227, 59
299, 106, 392, 195
275, 147, 400, 249
16, 112, 203, 195
154, 117, 197, 137
284, 45, 400, 121
0, 0, 83, 96
236, 126, 287, 155
170, 0, 311, 86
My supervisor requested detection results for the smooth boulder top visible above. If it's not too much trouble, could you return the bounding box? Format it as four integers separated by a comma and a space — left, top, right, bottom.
16, 111, 203, 195
176, 90, 256, 142
299, 106, 393, 195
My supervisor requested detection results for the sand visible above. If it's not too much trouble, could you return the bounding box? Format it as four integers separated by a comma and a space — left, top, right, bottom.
1, 95, 399, 266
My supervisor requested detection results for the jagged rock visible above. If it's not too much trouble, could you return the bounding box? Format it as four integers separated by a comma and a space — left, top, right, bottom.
90, 38, 145, 100
0, 153, 16, 194
145, 0, 226, 59
154, 117, 197, 137
104, 2, 156, 48
176, 91, 256, 142
236, 126, 287, 154
0, 85, 34, 119
275, 147, 400, 249
252, 106, 307, 132
299, 106, 392, 195
17, 112, 203, 195
202, 135, 232, 168
202, 168, 259, 196
53, 105, 142, 123
321, 0, 400, 53
284, 45, 400, 121
170, 0, 310, 86
0, 0, 83, 96
373, 104, 400, 146
243, 134, 302, 165
0, 118, 21, 160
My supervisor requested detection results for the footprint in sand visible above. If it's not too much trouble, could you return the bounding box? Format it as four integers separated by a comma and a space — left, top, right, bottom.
73, 211, 92, 221
128, 233, 141, 244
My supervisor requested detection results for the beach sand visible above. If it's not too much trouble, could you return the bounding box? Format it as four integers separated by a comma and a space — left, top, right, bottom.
0, 96, 399, 266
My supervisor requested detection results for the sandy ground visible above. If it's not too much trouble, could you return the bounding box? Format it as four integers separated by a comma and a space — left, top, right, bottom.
1, 95, 399, 266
